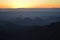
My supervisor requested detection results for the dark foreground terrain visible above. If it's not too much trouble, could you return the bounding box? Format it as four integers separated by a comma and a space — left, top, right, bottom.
0, 21, 60, 40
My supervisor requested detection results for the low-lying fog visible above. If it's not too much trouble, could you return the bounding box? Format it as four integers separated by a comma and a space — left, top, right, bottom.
0, 8, 60, 26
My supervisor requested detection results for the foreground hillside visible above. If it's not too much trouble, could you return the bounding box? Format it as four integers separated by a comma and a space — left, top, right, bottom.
0, 22, 60, 40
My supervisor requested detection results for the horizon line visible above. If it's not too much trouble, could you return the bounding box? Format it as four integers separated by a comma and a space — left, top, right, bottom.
0, 8, 60, 9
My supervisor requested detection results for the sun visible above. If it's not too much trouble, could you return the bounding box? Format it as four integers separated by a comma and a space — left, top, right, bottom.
11, 0, 32, 8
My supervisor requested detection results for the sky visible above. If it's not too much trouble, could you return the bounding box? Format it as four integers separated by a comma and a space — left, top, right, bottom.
0, 0, 60, 8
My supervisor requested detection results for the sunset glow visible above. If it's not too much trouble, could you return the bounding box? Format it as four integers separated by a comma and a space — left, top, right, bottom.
0, 0, 60, 8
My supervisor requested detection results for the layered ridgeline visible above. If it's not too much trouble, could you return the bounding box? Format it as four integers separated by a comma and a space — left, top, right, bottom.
0, 8, 60, 40
0, 8, 60, 26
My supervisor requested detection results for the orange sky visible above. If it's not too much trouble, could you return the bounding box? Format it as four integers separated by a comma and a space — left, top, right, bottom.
0, 0, 60, 8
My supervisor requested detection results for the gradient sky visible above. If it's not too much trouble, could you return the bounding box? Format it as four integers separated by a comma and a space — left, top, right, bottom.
0, 0, 60, 8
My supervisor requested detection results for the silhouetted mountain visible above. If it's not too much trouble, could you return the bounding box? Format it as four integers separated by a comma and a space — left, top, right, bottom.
0, 21, 60, 40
